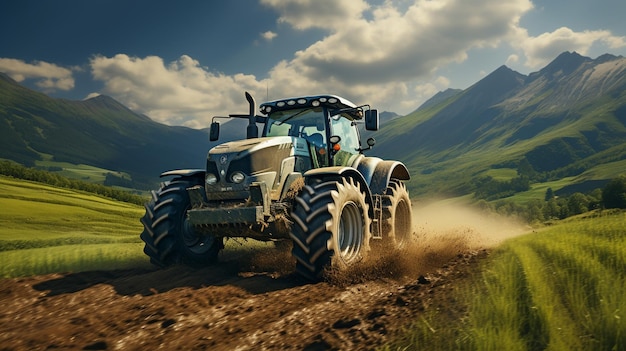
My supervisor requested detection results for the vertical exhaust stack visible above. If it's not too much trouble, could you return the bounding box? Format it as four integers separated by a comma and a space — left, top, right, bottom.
245, 91, 258, 139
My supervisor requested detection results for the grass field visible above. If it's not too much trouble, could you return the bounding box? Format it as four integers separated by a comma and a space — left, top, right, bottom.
383, 210, 626, 351
0, 175, 149, 277
0, 176, 277, 278
33, 153, 133, 183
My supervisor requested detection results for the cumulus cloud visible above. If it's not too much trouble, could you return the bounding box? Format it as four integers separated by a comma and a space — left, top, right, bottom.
0, 58, 74, 90
513, 27, 626, 69
90, 54, 266, 128
88, 0, 626, 125
261, 30, 278, 41
83, 0, 538, 124
259, 0, 369, 30
262, 0, 533, 113
506, 54, 520, 65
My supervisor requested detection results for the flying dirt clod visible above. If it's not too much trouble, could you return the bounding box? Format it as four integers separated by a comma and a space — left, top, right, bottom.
140, 92, 413, 281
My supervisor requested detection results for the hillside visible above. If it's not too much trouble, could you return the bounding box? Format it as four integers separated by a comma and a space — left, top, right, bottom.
0, 73, 212, 188
372, 52, 626, 197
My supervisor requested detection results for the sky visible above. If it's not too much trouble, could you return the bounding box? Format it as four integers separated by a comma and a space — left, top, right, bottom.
1, 0, 625, 129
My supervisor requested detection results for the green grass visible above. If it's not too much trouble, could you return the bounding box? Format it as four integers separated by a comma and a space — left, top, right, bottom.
37, 160, 108, 182
383, 210, 626, 351
0, 175, 149, 277
481, 168, 518, 181
506, 177, 576, 204
0, 176, 284, 278
575, 159, 626, 181
0, 243, 148, 278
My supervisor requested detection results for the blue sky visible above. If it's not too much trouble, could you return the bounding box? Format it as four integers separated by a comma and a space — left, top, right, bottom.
1, 0, 625, 128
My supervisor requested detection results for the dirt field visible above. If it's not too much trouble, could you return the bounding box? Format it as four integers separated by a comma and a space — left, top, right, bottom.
0, 205, 526, 350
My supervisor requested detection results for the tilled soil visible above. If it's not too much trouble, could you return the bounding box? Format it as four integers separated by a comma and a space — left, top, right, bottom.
0, 242, 489, 351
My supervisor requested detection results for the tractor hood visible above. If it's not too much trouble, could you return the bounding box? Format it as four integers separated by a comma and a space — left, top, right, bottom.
205, 136, 310, 199
210, 136, 297, 156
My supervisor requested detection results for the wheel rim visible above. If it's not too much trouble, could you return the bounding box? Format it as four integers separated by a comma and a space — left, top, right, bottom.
181, 208, 215, 255
338, 201, 364, 263
395, 198, 412, 247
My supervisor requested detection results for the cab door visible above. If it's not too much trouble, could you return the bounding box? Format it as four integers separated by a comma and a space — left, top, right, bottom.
330, 115, 361, 167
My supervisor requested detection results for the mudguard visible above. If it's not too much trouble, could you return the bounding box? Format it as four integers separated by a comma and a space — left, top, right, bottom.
303, 166, 375, 218
355, 156, 410, 195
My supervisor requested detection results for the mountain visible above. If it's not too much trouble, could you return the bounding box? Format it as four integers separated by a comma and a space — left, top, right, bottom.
371, 52, 626, 197
413, 88, 463, 112
0, 73, 213, 188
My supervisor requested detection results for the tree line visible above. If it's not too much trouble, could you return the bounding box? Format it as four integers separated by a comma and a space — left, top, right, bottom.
476, 175, 626, 223
0, 160, 148, 205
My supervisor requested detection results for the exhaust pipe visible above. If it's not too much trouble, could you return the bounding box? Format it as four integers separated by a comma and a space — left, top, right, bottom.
245, 92, 258, 139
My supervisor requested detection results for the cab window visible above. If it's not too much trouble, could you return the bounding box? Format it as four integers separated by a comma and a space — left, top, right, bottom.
264, 107, 329, 167
331, 114, 360, 166
265, 107, 324, 138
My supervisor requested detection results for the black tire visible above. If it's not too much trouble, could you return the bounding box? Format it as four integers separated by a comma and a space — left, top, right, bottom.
140, 178, 223, 267
381, 180, 412, 248
290, 177, 371, 280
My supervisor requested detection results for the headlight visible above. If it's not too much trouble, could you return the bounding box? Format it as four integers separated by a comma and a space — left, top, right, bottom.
206, 173, 217, 185
231, 171, 245, 184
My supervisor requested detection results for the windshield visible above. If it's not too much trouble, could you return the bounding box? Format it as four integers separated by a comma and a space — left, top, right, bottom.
264, 107, 326, 140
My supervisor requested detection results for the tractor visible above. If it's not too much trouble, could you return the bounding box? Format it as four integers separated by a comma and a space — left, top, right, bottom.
140, 92, 412, 280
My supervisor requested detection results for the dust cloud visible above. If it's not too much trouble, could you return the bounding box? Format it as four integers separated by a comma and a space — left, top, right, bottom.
223, 201, 531, 285
412, 200, 530, 249
327, 200, 531, 285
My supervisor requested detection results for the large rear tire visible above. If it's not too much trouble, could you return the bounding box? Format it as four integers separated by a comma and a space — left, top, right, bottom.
290, 177, 371, 280
140, 178, 223, 267
382, 180, 412, 248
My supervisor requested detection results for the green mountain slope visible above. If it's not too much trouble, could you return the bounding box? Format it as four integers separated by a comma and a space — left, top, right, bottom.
0, 73, 211, 188
372, 52, 626, 197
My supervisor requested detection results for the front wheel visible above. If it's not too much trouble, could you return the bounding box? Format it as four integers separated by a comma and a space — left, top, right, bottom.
140, 178, 223, 267
290, 177, 371, 280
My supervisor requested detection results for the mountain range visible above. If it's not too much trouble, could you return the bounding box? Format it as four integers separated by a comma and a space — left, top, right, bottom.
1, 51, 625, 198
372, 51, 626, 197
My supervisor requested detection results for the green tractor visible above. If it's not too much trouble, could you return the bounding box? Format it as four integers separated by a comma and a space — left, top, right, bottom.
140, 92, 412, 280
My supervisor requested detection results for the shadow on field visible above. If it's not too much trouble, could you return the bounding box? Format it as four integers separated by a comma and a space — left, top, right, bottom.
33, 245, 307, 297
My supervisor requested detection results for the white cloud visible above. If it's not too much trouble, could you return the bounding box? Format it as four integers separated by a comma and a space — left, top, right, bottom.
261, 30, 278, 41
90, 54, 266, 128
90, 0, 625, 124
506, 54, 520, 65
0, 58, 74, 90
262, 0, 533, 113
84, 0, 539, 124
260, 0, 369, 30
513, 26, 626, 69
84, 92, 101, 100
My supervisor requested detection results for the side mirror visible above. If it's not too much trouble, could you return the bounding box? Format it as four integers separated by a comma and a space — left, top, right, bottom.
365, 109, 379, 131
358, 137, 376, 153
209, 122, 220, 141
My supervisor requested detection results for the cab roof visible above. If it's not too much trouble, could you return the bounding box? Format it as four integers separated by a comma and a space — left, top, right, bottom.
259, 95, 363, 119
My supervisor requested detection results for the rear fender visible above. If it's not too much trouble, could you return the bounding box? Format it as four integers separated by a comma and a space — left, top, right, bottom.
355, 157, 410, 195
303, 166, 374, 218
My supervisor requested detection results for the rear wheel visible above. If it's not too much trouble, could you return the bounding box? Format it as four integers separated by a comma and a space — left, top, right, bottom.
290, 177, 371, 280
140, 178, 223, 267
382, 180, 412, 248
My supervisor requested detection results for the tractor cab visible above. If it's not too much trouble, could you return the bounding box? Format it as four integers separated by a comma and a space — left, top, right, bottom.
259, 95, 378, 168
